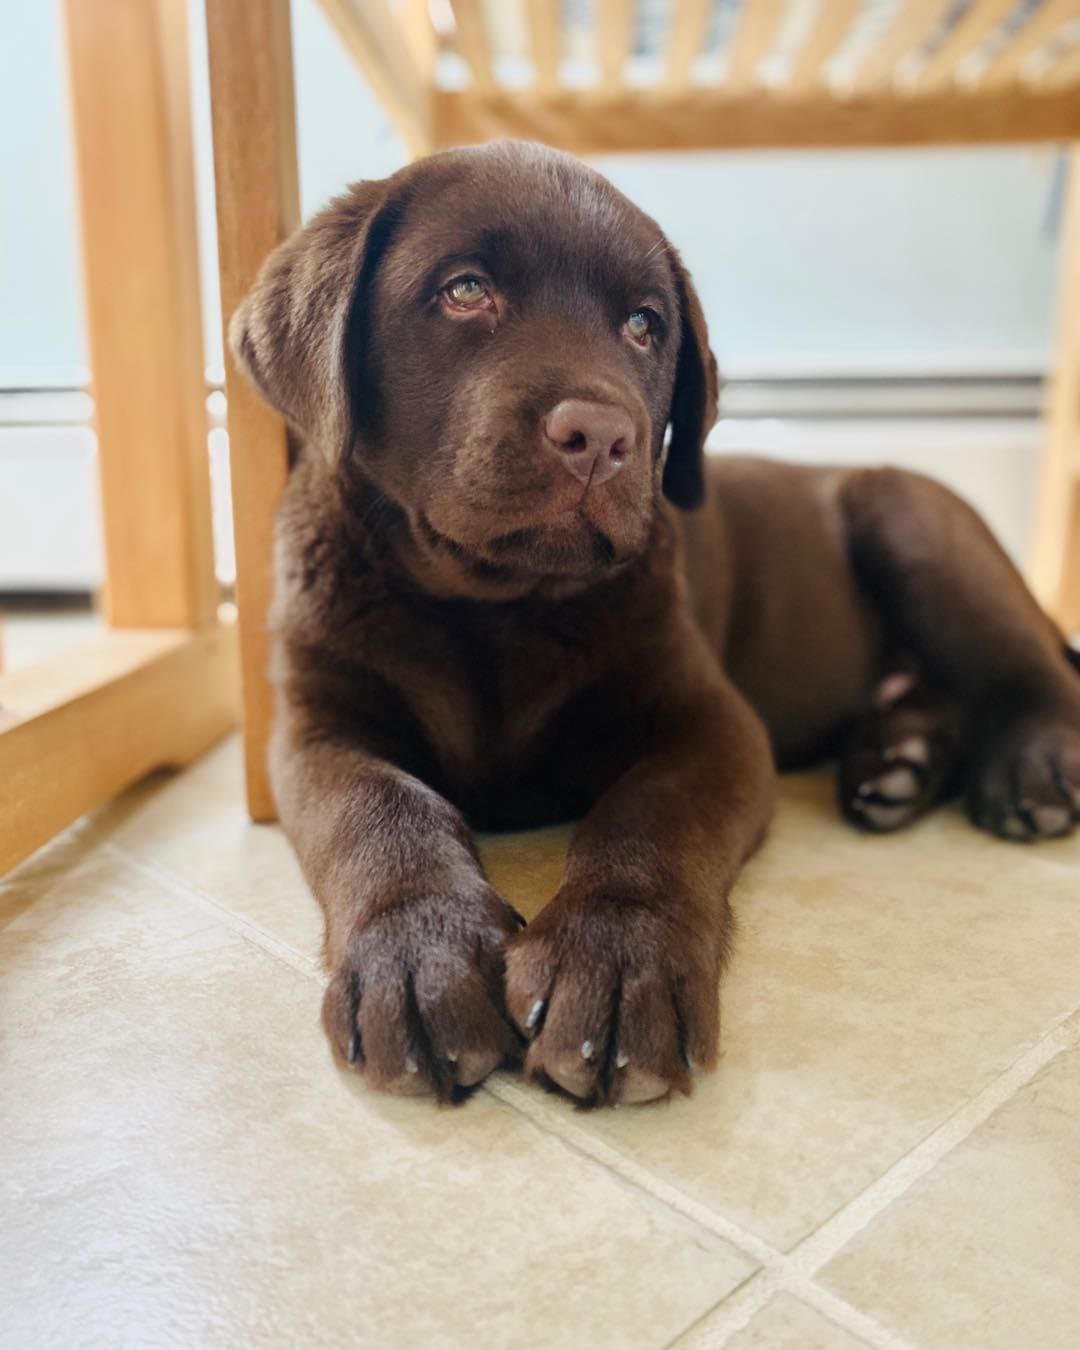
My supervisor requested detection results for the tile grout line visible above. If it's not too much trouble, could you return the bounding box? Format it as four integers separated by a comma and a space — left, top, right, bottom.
485, 1077, 912, 1350
785, 1005, 1080, 1278
487, 1001, 1080, 1349
691, 1270, 925, 1350
674, 991, 1076, 1346
104, 838, 1079, 1350
483, 1076, 782, 1265
667, 1267, 919, 1350
660, 1269, 777, 1350
103, 843, 324, 982
794, 1279, 922, 1350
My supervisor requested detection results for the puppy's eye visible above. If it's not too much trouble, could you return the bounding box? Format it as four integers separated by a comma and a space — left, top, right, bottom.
443, 275, 490, 308
626, 310, 653, 345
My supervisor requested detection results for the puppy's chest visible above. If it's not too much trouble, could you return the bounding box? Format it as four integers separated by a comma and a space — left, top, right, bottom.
370, 605, 607, 798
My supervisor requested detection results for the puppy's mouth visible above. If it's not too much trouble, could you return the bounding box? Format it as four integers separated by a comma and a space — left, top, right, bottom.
417, 512, 620, 582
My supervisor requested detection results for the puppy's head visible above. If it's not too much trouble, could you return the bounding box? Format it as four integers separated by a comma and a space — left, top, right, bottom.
232, 141, 717, 599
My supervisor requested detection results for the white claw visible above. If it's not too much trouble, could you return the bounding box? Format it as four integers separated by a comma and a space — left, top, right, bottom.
886, 735, 931, 766
405, 1056, 419, 1075
446, 1050, 458, 1063
581, 1040, 594, 1060
525, 999, 545, 1030
874, 766, 920, 801
615, 1050, 629, 1069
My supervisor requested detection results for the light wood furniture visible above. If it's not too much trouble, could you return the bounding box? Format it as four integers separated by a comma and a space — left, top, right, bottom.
205, 0, 301, 821
317, 0, 1080, 154
1032, 143, 1080, 630
0, 0, 238, 875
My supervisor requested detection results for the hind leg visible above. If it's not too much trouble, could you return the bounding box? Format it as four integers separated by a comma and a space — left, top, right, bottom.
840, 468, 1080, 842
839, 666, 966, 832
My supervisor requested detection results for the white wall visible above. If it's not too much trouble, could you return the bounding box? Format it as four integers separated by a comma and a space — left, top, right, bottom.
597, 149, 1061, 378
0, 0, 85, 382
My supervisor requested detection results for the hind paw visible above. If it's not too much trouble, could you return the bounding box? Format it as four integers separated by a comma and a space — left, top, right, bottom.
838, 675, 963, 834
841, 734, 939, 832
968, 711, 1080, 842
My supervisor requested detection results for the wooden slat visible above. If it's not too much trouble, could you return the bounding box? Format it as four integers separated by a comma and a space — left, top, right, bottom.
1058, 480, 1080, 633
786, 0, 862, 93
0, 626, 238, 876
526, 0, 561, 93
723, 0, 786, 93
665, 0, 712, 90
597, 0, 636, 92
205, 0, 300, 823
402, 0, 438, 81
1031, 146, 1080, 632
64, 0, 217, 630
915, 0, 1016, 90
851, 0, 953, 91
435, 83, 1080, 151
449, 0, 496, 91
317, 0, 432, 153
1042, 37, 1080, 87
0, 631, 175, 721
980, 0, 1079, 88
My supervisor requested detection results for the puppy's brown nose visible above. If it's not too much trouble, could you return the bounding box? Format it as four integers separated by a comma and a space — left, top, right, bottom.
543, 400, 634, 487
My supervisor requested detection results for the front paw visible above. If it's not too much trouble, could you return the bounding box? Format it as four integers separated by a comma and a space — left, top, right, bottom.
504, 888, 722, 1107
322, 884, 523, 1101
968, 706, 1080, 841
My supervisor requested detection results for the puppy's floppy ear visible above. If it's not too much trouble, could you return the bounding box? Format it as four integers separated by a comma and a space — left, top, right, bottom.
663, 249, 719, 510
228, 178, 392, 459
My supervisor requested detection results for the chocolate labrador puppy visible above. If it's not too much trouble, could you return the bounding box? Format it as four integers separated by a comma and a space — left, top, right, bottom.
232, 141, 1080, 1106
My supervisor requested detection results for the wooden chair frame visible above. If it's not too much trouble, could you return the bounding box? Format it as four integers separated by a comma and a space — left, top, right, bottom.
3, 1, 1078, 865
0, 0, 238, 873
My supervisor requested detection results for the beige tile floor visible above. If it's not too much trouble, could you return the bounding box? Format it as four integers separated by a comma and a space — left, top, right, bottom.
3, 734, 1080, 1349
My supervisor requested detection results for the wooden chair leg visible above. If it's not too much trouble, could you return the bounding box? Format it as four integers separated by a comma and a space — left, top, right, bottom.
205, 0, 301, 821
64, 0, 217, 628
1032, 146, 1080, 637
2, 1, 239, 878
1057, 483, 1080, 635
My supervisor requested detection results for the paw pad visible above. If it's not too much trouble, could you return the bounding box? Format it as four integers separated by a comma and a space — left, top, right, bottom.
840, 718, 956, 835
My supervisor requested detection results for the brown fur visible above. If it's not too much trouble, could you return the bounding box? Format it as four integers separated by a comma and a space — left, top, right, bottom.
232, 142, 1080, 1105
